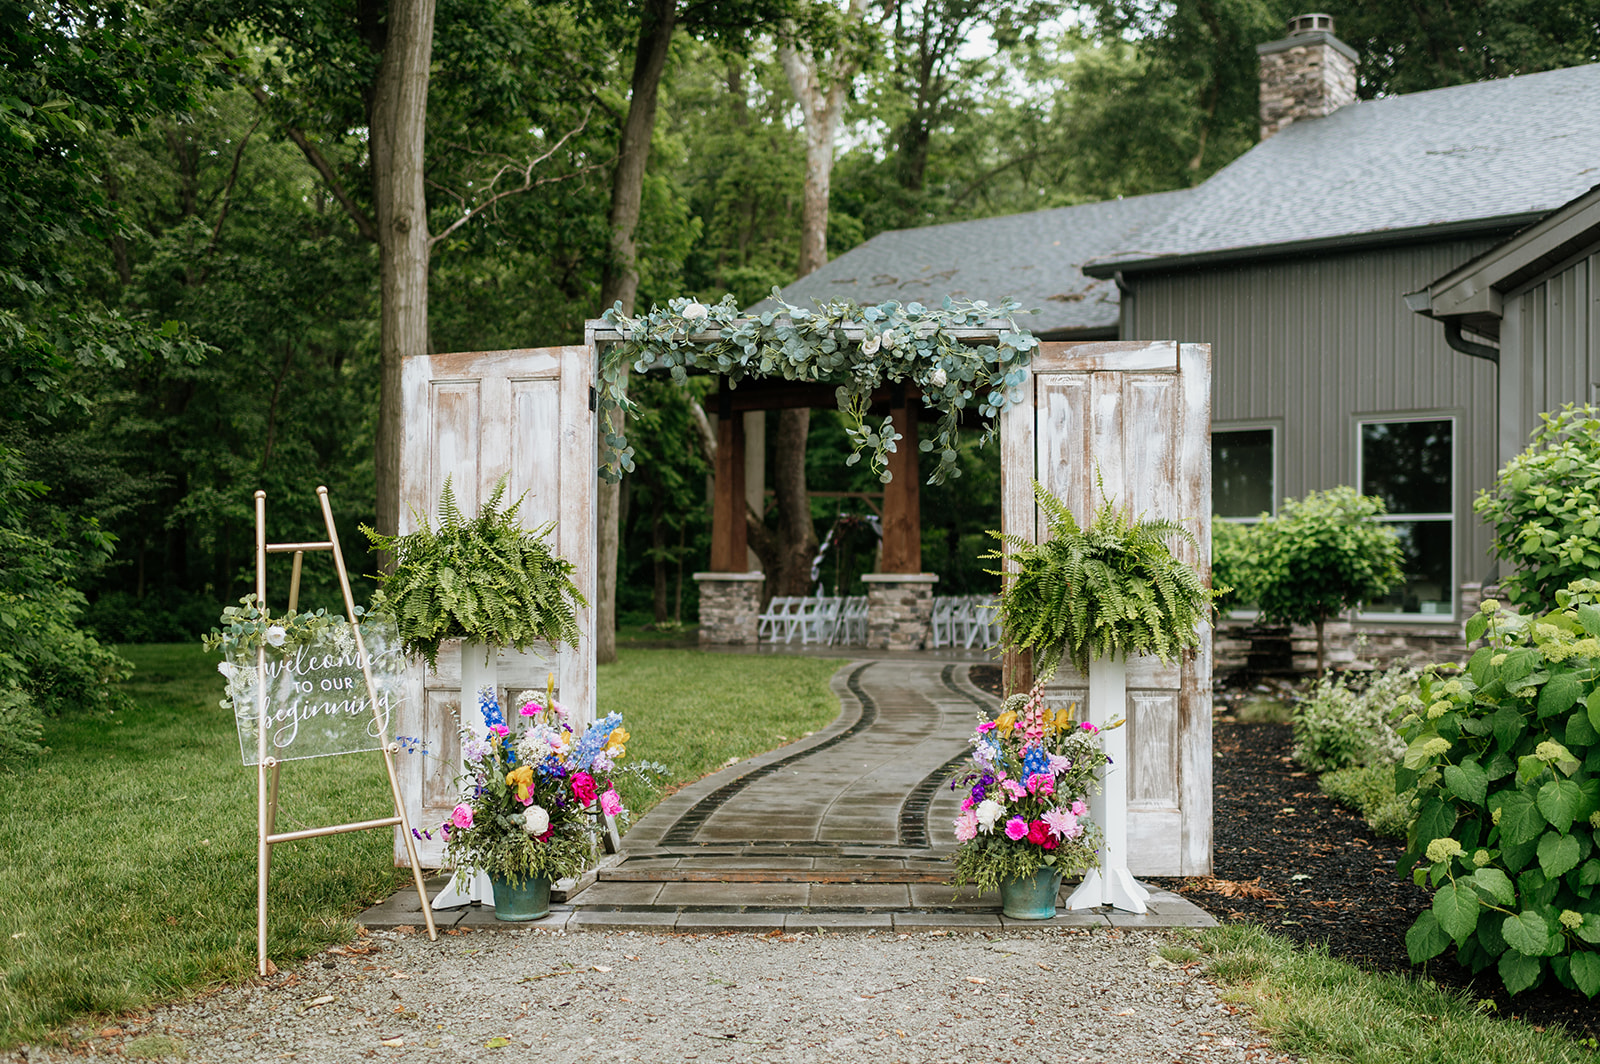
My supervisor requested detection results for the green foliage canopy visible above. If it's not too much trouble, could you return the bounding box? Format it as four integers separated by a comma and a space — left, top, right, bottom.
1474, 404, 1600, 612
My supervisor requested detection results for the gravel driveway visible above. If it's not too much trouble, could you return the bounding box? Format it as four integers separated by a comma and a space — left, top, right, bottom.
9, 927, 1299, 1064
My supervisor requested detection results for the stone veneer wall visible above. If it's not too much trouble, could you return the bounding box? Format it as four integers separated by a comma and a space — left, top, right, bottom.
1258, 32, 1357, 140
1214, 583, 1490, 675
692, 572, 764, 646
862, 574, 938, 650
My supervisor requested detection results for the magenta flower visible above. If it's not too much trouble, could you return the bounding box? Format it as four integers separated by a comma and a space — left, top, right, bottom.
449, 804, 474, 830
1004, 816, 1028, 841
977, 721, 997, 733
489, 723, 510, 737
1080, 721, 1099, 735
519, 701, 542, 717
600, 788, 623, 817
1026, 773, 1054, 797
571, 771, 598, 807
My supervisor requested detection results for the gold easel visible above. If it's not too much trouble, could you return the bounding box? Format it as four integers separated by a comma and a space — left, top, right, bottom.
253, 487, 437, 976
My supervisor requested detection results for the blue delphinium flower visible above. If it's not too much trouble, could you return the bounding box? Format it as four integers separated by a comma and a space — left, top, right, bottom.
478, 686, 505, 730
1022, 744, 1050, 778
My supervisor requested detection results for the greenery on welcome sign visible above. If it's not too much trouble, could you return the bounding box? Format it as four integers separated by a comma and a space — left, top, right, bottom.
1475, 403, 1600, 611
988, 481, 1215, 681
1399, 581, 1600, 997
597, 292, 1039, 486
361, 478, 585, 669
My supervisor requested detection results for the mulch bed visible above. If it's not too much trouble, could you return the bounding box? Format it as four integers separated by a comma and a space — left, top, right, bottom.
967, 665, 1599, 1042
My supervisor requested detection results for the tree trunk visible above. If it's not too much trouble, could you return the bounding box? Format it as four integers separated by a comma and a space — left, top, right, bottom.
1314, 617, 1326, 675
369, 0, 437, 543
596, 0, 676, 666
771, 407, 818, 596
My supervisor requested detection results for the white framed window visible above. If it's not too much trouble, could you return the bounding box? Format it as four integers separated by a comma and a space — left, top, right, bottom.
1357, 416, 1455, 620
1212, 425, 1276, 522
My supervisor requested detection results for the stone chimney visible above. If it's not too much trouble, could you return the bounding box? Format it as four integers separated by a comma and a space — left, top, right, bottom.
1257, 13, 1358, 141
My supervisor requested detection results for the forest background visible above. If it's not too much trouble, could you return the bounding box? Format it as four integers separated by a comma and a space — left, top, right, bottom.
4, 0, 1597, 708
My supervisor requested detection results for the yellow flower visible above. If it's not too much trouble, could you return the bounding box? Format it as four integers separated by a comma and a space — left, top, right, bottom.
506, 766, 535, 803
994, 710, 1018, 734
606, 727, 630, 755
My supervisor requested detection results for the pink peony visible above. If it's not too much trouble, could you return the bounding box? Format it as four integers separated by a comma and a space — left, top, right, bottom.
519, 701, 542, 717
1004, 816, 1028, 841
599, 788, 623, 817
954, 811, 979, 842
571, 771, 598, 808
489, 723, 510, 737
1070, 799, 1088, 817
1025, 773, 1054, 797
1001, 779, 1028, 800
449, 804, 474, 830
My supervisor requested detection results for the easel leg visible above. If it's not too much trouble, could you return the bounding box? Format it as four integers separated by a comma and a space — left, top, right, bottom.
256, 758, 271, 975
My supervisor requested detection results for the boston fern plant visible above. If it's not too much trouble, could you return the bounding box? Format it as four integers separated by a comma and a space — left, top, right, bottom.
990, 482, 1215, 680
362, 477, 585, 668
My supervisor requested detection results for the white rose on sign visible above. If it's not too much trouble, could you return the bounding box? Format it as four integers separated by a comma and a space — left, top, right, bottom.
524, 805, 551, 835
929, 367, 948, 388
264, 625, 287, 647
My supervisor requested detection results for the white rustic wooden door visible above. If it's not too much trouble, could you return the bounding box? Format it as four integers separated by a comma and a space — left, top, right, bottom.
394, 346, 596, 867
1000, 340, 1213, 876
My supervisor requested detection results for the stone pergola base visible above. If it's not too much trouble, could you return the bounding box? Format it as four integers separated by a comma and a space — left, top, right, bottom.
862, 573, 939, 650
694, 571, 765, 645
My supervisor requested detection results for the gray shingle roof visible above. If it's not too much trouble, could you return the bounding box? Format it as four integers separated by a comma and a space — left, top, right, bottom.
748, 189, 1191, 335
1094, 62, 1600, 272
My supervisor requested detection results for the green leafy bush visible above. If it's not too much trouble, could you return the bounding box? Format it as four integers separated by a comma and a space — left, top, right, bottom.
0, 688, 42, 764
1474, 403, 1600, 611
989, 482, 1214, 680
1292, 665, 1415, 773
1398, 582, 1600, 997
1251, 487, 1403, 673
1320, 764, 1411, 839
1211, 517, 1255, 615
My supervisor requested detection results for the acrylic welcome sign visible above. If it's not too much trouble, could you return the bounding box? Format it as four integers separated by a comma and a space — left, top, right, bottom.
223, 617, 406, 766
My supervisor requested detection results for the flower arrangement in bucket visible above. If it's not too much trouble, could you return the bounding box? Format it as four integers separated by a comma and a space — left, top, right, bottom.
950, 685, 1112, 918
429, 686, 630, 920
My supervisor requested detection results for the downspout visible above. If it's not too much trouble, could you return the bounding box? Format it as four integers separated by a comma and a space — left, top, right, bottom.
1113, 270, 1132, 340
1443, 320, 1499, 363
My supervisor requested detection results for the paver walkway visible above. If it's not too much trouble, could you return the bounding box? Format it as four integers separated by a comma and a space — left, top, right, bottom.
361, 659, 1214, 933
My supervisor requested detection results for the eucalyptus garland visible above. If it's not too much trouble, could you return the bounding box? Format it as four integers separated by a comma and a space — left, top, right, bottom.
598, 291, 1039, 485
202, 594, 375, 658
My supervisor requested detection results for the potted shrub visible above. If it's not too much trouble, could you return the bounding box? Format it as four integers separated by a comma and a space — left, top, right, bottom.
950, 685, 1109, 917
429, 687, 630, 920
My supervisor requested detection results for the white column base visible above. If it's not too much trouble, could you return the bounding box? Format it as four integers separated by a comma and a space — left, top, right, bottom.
1065, 867, 1149, 912
431, 867, 495, 909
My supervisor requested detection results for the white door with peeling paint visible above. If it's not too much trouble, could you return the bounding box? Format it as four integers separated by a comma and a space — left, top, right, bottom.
393, 346, 596, 867
1000, 340, 1213, 877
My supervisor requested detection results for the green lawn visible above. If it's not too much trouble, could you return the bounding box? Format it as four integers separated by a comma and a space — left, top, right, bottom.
0, 644, 843, 1048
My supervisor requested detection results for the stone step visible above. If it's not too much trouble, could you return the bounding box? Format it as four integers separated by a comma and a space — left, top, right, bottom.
599, 868, 952, 885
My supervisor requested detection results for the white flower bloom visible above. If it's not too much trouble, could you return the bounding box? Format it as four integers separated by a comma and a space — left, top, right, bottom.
929, 367, 947, 388
880, 329, 897, 350
264, 626, 287, 647
975, 799, 1004, 832
217, 661, 235, 678
861, 334, 881, 355
681, 302, 709, 320
524, 805, 550, 835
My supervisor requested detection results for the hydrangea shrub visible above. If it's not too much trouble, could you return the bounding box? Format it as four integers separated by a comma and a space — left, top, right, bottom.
1398, 581, 1600, 997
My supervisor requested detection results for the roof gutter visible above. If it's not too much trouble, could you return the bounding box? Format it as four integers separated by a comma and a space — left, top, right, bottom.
1085, 212, 1546, 279
1443, 320, 1499, 363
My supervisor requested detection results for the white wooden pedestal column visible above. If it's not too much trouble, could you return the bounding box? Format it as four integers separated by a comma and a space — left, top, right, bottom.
1066, 655, 1150, 913
430, 641, 497, 909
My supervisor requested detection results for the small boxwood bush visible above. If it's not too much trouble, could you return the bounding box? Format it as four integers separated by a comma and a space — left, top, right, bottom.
1399, 581, 1600, 997
1320, 764, 1410, 839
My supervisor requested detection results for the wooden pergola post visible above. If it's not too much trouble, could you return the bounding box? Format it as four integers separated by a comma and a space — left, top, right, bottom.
695, 382, 763, 644
880, 395, 920, 573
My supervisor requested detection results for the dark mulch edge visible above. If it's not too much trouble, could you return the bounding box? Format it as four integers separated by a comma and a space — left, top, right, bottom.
967, 664, 1599, 1042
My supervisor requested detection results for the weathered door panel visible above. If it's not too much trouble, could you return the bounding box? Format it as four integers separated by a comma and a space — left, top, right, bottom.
1001, 340, 1213, 876
395, 346, 595, 866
